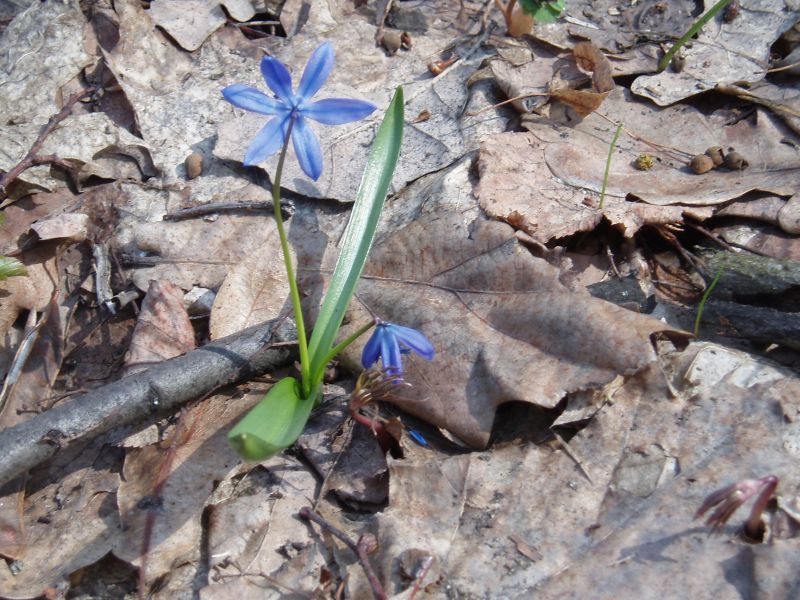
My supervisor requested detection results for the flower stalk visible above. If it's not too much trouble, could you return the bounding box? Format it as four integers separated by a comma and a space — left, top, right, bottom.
270, 117, 311, 391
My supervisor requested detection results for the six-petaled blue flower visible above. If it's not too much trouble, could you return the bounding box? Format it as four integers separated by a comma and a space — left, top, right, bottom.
222, 42, 377, 180
362, 322, 435, 374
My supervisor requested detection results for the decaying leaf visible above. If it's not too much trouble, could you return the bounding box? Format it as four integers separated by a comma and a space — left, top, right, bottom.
719, 81, 800, 136
354, 342, 800, 598
30, 213, 88, 243
631, 0, 800, 107
112, 395, 246, 586
549, 41, 614, 117
209, 222, 290, 340
0, 438, 121, 599
147, 0, 227, 52
122, 279, 195, 374
332, 212, 685, 448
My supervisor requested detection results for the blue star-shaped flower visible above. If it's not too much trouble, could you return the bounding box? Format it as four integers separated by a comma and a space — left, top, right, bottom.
361, 322, 435, 374
222, 42, 377, 180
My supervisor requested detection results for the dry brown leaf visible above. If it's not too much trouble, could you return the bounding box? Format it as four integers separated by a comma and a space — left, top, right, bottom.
476, 130, 713, 243
122, 279, 195, 374
203, 457, 326, 597
720, 81, 800, 136
113, 395, 245, 585
331, 212, 683, 448
0, 244, 59, 352
0, 438, 120, 598
0, 478, 25, 562
631, 0, 800, 106
147, 0, 226, 52
355, 342, 800, 598
30, 213, 88, 242
209, 223, 290, 340
573, 41, 614, 93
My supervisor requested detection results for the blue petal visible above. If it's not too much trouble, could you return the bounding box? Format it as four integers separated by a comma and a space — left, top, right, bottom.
243, 114, 290, 166
390, 324, 435, 360
381, 329, 403, 373
222, 84, 287, 115
297, 42, 334, 100
303, 98, 377, 125
291, 117, 323, 180
361, 327, 383, 368
260, 56, 294, 103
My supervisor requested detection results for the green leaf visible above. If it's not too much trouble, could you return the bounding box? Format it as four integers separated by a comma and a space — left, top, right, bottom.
0, 256, 27, 280
227, 377, 314, 461
306, 86, 404, 387
518, 0, 565, 23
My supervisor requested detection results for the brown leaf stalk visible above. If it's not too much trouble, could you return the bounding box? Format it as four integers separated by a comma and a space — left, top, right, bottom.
299, 506, 386, 600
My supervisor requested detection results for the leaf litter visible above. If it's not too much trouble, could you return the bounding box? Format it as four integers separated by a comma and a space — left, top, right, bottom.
1, 0, 800, 598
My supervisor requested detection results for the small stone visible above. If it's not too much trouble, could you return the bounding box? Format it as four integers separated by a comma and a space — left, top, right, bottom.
690, 154, 714, 174
185, 153, 203, 179
704, 146, 724, 167
724, 151, 748, 170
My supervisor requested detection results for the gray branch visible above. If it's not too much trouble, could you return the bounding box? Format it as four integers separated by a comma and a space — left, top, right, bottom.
0, 318, 297, 486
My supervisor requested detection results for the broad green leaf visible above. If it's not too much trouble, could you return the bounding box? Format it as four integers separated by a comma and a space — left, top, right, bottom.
519, 0, 565, 23
306, 86, 404, 388
0, 257, 27, 280
228, 377, 314, 460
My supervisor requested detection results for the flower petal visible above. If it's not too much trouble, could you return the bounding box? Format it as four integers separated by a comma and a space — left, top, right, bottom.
222, 84, 288, 115
391, 325, 435, 360
243, 114, 290, 166
260, 56, 294, 103
303, 98, 377, 125
381, 329, 403, 373
361, 327, 384, 368
291, 117, 323, 180
297, 42, 334, 100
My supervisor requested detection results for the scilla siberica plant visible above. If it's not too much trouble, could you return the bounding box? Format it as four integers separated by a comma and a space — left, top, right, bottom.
222, 42, 434, 460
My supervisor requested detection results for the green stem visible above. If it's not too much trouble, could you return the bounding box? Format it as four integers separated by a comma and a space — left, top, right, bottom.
598, 122, 622, 210
658, 0, 733, 72
272, 117, 311, 395
694, 269, 723, 337
312, 320, 376, 385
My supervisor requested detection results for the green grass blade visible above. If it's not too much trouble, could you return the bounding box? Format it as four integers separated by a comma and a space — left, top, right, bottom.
658, 0, 733, 72
307, 87, 404, 385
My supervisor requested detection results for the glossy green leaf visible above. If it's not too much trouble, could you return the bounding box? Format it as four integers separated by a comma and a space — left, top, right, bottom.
306, 86, 404, 388
227, 377, 314, 460
0, 257, 27, 280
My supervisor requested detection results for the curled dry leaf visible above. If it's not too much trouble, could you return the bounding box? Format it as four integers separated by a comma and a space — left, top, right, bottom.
334, 212, 685, 448
549, 42, 615, 117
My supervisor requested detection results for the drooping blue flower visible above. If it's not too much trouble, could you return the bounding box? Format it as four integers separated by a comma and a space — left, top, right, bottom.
222, 42, 376, 180
361, 322, 435, 374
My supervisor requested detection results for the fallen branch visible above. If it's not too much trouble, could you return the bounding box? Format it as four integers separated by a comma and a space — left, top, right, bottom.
0, 88, 95, 204
0, 318, 297, 486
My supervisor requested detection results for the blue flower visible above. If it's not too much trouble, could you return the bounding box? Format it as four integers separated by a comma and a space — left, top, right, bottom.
222, 42, 376, 180
362, 322, 434, 374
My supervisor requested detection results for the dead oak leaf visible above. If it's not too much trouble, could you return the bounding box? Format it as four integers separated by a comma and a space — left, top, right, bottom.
336, 213, 684, 448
